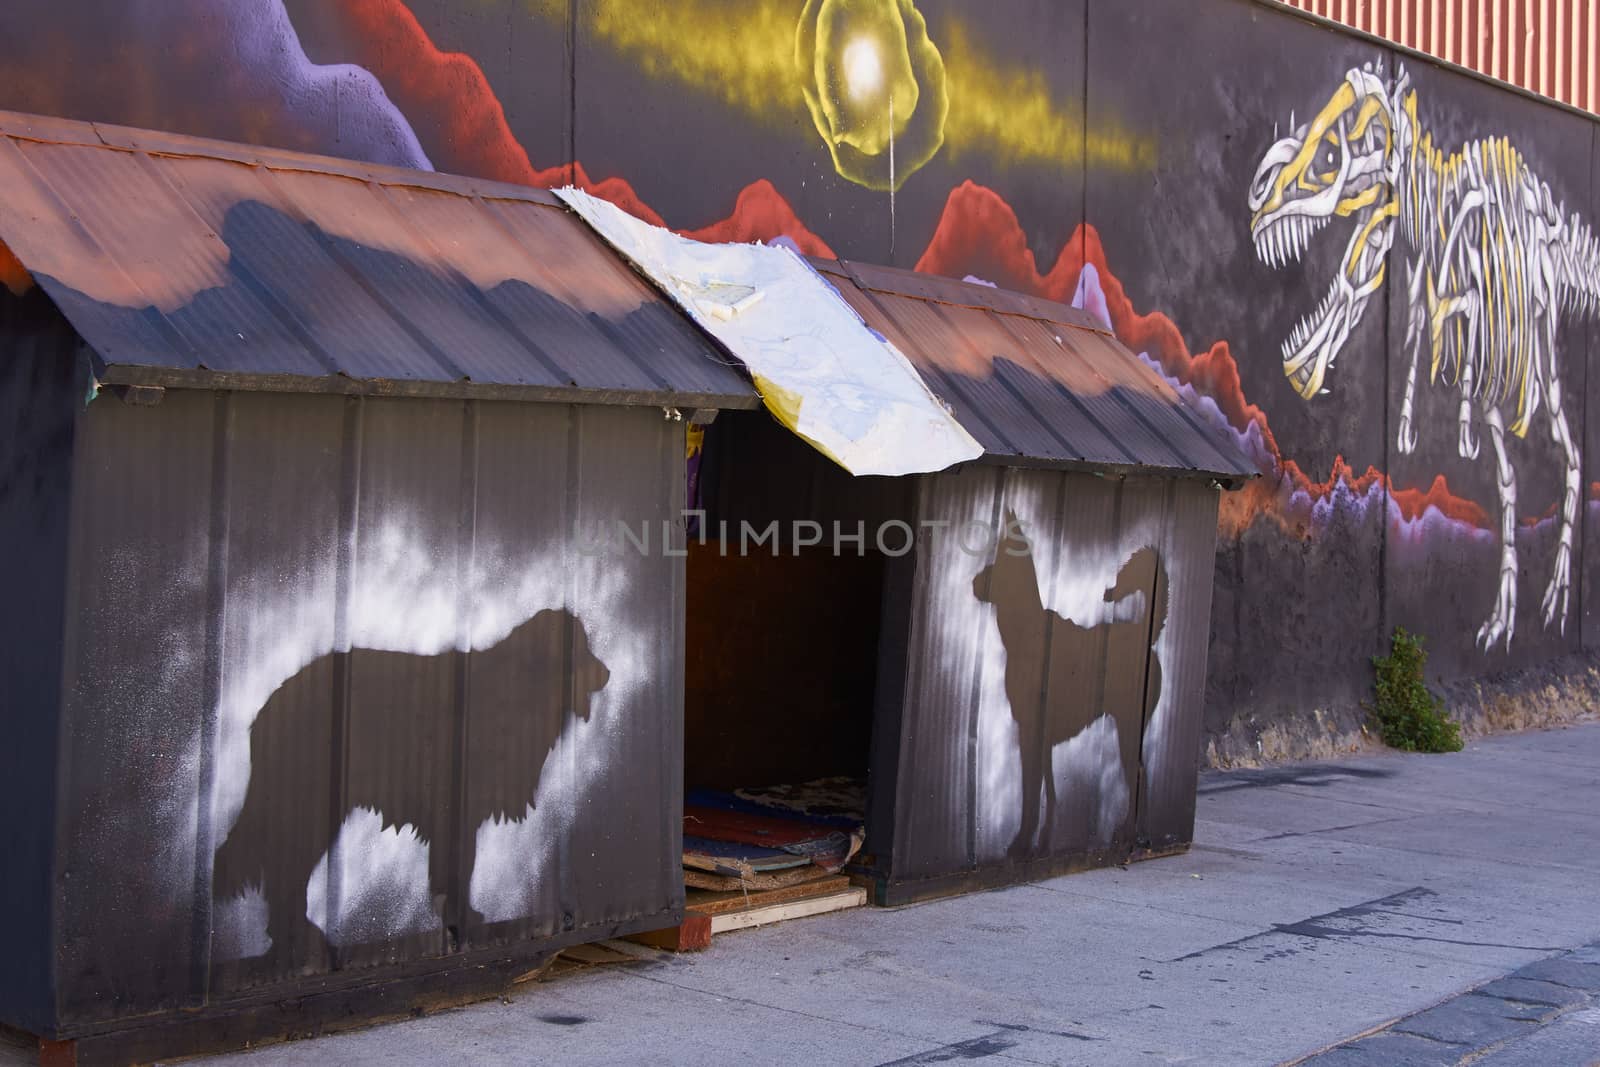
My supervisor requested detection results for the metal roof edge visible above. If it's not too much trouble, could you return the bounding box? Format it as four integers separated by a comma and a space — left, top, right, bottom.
970, 451, 1258, 488
0, 108, 565, 207
94, 364, 762, 411
809, 255, 1112, 337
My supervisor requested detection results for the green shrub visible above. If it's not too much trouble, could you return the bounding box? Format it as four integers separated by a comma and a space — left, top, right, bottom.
1368, 628, 1463, 753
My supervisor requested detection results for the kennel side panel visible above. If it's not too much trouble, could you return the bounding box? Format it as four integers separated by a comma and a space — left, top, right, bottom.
562, 405, 687, 934
0, 292, 81, 1035
887, 465, 1004, 881
1136, 478, 1221, 852
53, 388, 221, 1025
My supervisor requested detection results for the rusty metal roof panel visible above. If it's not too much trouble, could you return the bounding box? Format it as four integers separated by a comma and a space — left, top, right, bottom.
992, 314, 1193, 470
837, 257, 1110, 333
0, 109, 755, 407
864, 291, 1082, 464
817, 258, 1255, 480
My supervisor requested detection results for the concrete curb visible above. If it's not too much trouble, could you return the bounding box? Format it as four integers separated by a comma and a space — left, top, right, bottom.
1293, 941, 1600, 1066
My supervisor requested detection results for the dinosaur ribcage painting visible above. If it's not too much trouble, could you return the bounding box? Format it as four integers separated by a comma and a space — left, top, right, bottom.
211, 608, 609, 974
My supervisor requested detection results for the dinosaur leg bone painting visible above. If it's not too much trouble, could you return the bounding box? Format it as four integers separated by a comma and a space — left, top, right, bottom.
1248, 64, 1600, 650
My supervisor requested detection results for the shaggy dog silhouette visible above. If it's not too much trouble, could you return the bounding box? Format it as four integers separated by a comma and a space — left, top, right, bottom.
973, 511, 1165, 860
212, 608, 609, 967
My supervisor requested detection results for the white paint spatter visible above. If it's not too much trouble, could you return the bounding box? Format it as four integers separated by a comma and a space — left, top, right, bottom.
934, 476, 1017, 870
79, 540, 214, 904
210, 884, 270, 963
305, 808, 439, 947
1049, 714, 1131, 851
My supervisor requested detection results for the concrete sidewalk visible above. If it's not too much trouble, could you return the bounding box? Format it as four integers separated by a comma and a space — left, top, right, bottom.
172, 722, 1600, 1063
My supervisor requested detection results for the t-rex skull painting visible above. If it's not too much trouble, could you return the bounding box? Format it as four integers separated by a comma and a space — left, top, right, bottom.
1248, 64, 1600, 650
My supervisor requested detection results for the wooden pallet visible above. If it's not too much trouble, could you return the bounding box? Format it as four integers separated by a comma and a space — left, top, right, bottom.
684, 874, 852, 916
707, 888, 866, 934
625, 874, 862, 952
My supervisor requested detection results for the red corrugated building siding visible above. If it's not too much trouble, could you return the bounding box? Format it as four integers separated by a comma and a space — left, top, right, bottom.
1274, 0, 1598, 112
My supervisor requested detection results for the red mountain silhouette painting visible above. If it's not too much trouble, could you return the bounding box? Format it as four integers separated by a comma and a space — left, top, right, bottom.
322, 0, 1541, 543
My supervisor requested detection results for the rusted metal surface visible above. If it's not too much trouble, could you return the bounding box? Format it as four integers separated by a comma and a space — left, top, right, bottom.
0, 109, 755, 408
0, 105, 1253, 480
813, 257, 1257, 482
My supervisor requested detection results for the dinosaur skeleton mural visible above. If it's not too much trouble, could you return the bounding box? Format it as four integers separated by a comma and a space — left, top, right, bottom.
1247, 64, 1600, 650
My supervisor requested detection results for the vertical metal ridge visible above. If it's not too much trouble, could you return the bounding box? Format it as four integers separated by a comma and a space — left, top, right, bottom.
1032, 472, 1073, 845
1277, 0, 1598, 114
966, 467, 1005, 869
187, 390, 231, 1006
1129, 478, 1175, 843
662, 411, 687, 909
557, 403, 581, 934
447, 400, 479, 949
889, 475, 932, 877
326, 395, 365, 973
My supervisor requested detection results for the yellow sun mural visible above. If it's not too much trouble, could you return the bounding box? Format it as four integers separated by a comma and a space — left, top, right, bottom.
796, 0, 947, 190
515, 0, 1154, 189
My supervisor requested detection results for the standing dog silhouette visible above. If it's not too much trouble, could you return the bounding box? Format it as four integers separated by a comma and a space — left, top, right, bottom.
212, 608, 609, 968
973, 510, 1165, 860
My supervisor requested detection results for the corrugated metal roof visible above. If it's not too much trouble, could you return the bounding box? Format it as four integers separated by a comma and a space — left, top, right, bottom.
1275, 0, 1600, 117
0, 108, 1254, 479
0, 110, 757, 409
810, 258, 1257, 482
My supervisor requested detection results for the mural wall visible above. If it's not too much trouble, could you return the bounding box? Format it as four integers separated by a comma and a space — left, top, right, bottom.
0, 0, 1593, 753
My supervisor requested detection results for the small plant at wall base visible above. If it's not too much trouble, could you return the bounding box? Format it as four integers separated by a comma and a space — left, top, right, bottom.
1368, 628, 1463, 753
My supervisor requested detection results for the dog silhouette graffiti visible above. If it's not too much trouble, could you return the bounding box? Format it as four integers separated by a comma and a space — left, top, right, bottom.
973, 512, 1165, 860
212, 608, 609, 965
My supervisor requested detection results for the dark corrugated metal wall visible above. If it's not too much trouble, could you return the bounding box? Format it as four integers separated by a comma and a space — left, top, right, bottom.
51, 388, 684, 1025
881, 466, 1221, 899
1138, 479, 1223, 852
891, 463, 997, 883
0, 292, 81, 1035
